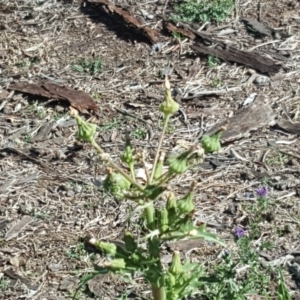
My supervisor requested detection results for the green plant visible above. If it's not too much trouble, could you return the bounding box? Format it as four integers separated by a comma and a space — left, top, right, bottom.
99, 118, 121, 132
72, 78, 226, 300
71, 57, 102, 75
207, 55, 221, 68
0, 278, 8, 291
16, 61, 27, 68
67, 243, 86, 260
131, 127, 147, 140
173, 0, 234, 23
172, 31, 185, 40
211, 77, 222, 87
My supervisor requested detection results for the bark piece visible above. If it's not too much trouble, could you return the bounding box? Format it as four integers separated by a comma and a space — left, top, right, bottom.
191, 43, 280, 73
242, 19, 273, 36
31, 121, 54, 142
86, 0, 160, 44
8, 82, 98, 112
276, 118, 300, 135
165, 21, 281, 73
4, 269, 38, 290
5, 216, 33, 241
206, 94, 276, 143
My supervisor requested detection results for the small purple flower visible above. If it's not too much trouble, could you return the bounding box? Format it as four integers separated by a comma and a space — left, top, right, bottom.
235, 227, 245, 238
256, 186, 268, 198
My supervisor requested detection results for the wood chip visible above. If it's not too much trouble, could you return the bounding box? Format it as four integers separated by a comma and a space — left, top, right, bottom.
8, 82, 98, 112
31, 121, 54, 142
276, 118, 300, 135
165, 21, 281, 74
242, 19, 273, 37
206, 94, 276, 143
191, 43, 280, 74
4, 269, 38, 290
5, 216, 33, 241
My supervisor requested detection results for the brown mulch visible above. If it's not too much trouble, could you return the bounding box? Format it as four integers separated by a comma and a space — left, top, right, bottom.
0, 0, 300, 299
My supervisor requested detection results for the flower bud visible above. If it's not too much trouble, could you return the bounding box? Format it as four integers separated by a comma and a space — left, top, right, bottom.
103, 168, 131, 200
121, 137, 135, 167
94, 241, 117, 256
177, 181, 196, 215
167, 153, 188, 175
159, 77, 179, 116
104, 258, 126, 269
159, 208, 169, 232
166, 193, 177, 224
166, 193, 177, 210
169, 250, 182, 275
75, 115, 97, 143
201, 126, 226, 154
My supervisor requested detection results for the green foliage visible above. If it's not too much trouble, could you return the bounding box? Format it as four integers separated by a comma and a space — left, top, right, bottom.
0, 278, 8, 291
207, 55, 221, 68
73, 78, 225, 300
72, 77, 291, 300
173, 0, 234, 23
71, 57, 102, 75
131, 127, 147, 140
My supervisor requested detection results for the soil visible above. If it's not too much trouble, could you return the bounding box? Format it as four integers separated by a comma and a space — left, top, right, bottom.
0, 0, 300, 299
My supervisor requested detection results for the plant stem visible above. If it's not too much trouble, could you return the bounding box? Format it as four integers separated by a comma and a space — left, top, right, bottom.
90, 139, 144, 191
145, 201, 155, 230
152, 285, 166, 300
150, 115, 170, 182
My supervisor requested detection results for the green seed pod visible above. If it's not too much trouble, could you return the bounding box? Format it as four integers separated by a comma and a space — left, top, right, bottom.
94, 241, 117, 256
159, 77, 179, 116
103, 168, 131, 200
201, 127, 226, 154
75, 116, 97, 143
104, 258, 126, 269
123, 230, 137, 252
177, 181, 196, 215
159, 208, 169, 232
169, 250, 182, 275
